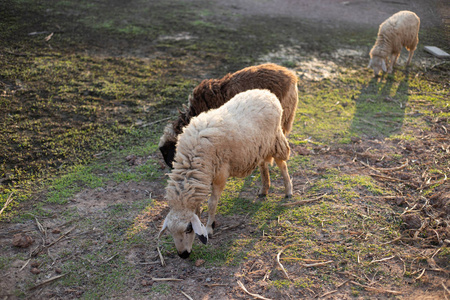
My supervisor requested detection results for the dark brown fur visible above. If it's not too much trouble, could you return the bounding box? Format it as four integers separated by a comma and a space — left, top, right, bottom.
173, 63, 298, 135
159, 63, 298, 168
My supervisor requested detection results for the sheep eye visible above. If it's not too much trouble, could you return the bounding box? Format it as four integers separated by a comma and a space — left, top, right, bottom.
185, 223, 193, 234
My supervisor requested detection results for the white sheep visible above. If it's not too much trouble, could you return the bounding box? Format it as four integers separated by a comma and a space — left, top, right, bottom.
159, 89, 293, 258
368, 10, 420, 76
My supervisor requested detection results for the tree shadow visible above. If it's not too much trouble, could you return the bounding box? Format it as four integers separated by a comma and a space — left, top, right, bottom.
350, 72, 410, 139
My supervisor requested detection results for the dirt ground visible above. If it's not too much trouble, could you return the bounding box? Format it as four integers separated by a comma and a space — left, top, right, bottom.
1, 0, 449, 299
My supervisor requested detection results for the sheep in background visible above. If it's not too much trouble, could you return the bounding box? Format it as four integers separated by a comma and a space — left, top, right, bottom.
159, 63, 298, 168
159, 89, 293, 258
368, 10, 420, 76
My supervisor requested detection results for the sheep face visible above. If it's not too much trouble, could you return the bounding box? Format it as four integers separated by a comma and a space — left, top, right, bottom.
159, 141, 176, 169
368, 56, 387, 76
160, 210, 208, 259
158, 124, 177, 168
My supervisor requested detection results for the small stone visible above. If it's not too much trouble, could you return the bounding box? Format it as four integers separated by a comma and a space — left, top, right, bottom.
30, 261, 40, 268
30, 268, 40, 275
106, 239, 113, 244
195, 259, 205, 267
12, 233, 34, 248
52, 228, 61, 234
297, 146, 310, 155
350, 137, 361, 143
55, 268, 62, 274
206, 277, 212, 282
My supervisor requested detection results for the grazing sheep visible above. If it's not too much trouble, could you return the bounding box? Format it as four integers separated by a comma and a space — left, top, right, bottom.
159, 89, 293, 258
159, 63, 298, 168
368, 10, 420, 76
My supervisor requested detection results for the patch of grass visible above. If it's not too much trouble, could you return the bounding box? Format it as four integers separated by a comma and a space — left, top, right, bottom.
151, 283, 171, 295
46, 165, 104, 204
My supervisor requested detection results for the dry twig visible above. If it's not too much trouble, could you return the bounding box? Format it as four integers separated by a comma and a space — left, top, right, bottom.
0, 192, 14, 217
237, 280, 272, 300
319, 290, 337, 298
276, 246, 290, 280
302, 260, 334, 268
415, 269, 426, 280
28, 273, 68, 290
181, 291, 193, 300
350, 281, 402, 295
156, 231, 166, 267
19, 259, 31, 272
369, 255, 395, 265
152, 277, 183, 281
442, 282, 450, 297
141, 117, 172, 127
31, 225, 76, 257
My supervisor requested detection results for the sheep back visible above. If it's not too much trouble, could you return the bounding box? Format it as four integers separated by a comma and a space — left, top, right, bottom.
172, 63, 297, 136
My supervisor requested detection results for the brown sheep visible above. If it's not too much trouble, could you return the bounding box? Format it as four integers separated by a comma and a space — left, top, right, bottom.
159, 63, 298, 168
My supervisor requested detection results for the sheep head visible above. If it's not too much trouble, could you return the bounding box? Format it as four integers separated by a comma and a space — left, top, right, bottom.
158, 124, 178, 168
368, 55, 387, 76
159, 209, 208, 259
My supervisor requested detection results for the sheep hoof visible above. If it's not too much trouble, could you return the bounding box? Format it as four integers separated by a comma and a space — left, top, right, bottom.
212, 221, 216, 229
285, 194, 292, 199
258, 194, 267, 198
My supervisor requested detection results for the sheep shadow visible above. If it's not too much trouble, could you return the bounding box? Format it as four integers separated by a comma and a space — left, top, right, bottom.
350, 72, 410, 139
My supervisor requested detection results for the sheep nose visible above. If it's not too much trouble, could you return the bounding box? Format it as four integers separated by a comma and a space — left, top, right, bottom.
178, 250, 191, 259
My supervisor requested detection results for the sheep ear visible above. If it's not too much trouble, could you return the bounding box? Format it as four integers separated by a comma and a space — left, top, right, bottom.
191, 214, 208, 245
158, 216, 169, 239
381, 60, 387, 72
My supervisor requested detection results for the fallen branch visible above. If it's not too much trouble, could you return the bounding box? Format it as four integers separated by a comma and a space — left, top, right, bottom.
19, 259, 31, 272
237, 280, 272, 300
302, 260, 333, 268
380, 236, 402, 245
31, 225, 76, 257
152, 277, 183, 281
421, 173, 447, 190
181, 291, 193, 300
336, 279, 351, 289
350, 281, 402, 295
281, 194, 327, 207
141, 117, 172, 128
442, 282, 450, 297
156, 242, 166, 267
369, 173, 419, 188
156, 229, 167, 267
276, 246, 290, 280
369, 255, 395, 265
29, 273, 68, 290
415, 269, 426, 280
0, 192, 14, 217
360, 160, 408, 172
204, 283, 228, 287
319, 290, 337, 298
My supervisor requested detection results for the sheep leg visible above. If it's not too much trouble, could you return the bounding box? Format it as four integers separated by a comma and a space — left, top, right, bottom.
206, 178, 227, 236
388, 53, 398, 73
258, 162, 270, 197
406, 49, 415, 66
275, 158, 293, 198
